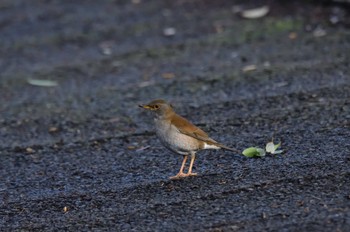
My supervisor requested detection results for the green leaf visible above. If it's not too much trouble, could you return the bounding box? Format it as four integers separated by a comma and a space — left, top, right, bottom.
265, 141, 283, 154
265, 142, 275, 153
272, 150, 283, 154
274, 142, 281, 150
256, 148, 266, 157
242, 147, 265, 158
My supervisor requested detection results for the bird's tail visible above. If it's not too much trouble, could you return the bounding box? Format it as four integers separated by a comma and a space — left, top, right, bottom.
202, 138, 240, 153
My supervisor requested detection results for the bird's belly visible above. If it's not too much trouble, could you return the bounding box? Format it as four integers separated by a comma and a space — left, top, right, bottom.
155, 123, 199, 155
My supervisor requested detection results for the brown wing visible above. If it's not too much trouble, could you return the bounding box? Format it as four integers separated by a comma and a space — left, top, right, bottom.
171, 114, 240, 153
171, 114, 218, 145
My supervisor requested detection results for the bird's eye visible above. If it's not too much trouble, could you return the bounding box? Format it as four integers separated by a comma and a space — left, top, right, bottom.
154, 105, 159, 109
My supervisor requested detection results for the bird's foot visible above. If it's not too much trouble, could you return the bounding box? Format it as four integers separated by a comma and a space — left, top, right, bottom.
169, 172, 198, 180
187, 172, 197, 177
169, 172, 188, 180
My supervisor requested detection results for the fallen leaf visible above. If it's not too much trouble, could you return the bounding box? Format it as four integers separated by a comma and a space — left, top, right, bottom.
242, 64, 257, 72
241, 6, 269, 19
242, 147, 266, 158
138, 81, 154, 88
27, 79, 58, 87
266, 141, 283, 154
136, 146, 151, 152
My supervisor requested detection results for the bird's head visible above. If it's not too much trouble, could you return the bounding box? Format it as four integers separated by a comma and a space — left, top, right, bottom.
139, 99, 174, 118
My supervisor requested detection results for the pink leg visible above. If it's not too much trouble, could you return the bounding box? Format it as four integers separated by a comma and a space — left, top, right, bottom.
187, 152, 197, 176
169, 155, 188, 179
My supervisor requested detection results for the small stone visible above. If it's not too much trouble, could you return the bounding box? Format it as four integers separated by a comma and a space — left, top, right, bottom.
162, 72, 175, 79
163, 27, 176, 36
49, 127, 58, 133
262, 212, 268, 219
99, 41, 113, 55
289, 32, 297, 40
26, 147, 35, 153
329, 15, 339, 24
313, 28, 327, 37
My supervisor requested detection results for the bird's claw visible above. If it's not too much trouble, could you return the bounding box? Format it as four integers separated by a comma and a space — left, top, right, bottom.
169, 172, 187, 179
169, 172, 197, 180
187, 172, 197, 176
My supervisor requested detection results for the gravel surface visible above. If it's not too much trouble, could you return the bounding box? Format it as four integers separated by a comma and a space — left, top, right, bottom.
1, 0, 350, 231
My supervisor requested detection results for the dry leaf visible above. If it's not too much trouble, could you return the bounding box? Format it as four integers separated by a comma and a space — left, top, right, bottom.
27, 79, 58, 87
242, 64, 257, 72
241, 6, 269, 19
136, 146, 151, 152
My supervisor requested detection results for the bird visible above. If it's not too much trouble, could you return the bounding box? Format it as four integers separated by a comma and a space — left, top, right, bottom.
139, 99, 239, 179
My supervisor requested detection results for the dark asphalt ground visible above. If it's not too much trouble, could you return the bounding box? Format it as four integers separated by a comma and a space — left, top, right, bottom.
1, 0, 350, 231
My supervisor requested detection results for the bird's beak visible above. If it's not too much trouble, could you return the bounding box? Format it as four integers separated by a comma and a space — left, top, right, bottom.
139, 104, 151, 109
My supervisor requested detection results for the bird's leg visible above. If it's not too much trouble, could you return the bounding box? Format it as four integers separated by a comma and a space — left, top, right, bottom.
169, 155, 188, 179
187, 152, 197, 176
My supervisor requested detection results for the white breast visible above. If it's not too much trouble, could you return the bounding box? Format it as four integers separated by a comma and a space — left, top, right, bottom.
154, 118, 200, 155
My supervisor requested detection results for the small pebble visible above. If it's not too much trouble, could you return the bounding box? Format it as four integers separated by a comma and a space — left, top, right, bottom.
163, 27, 176, 36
